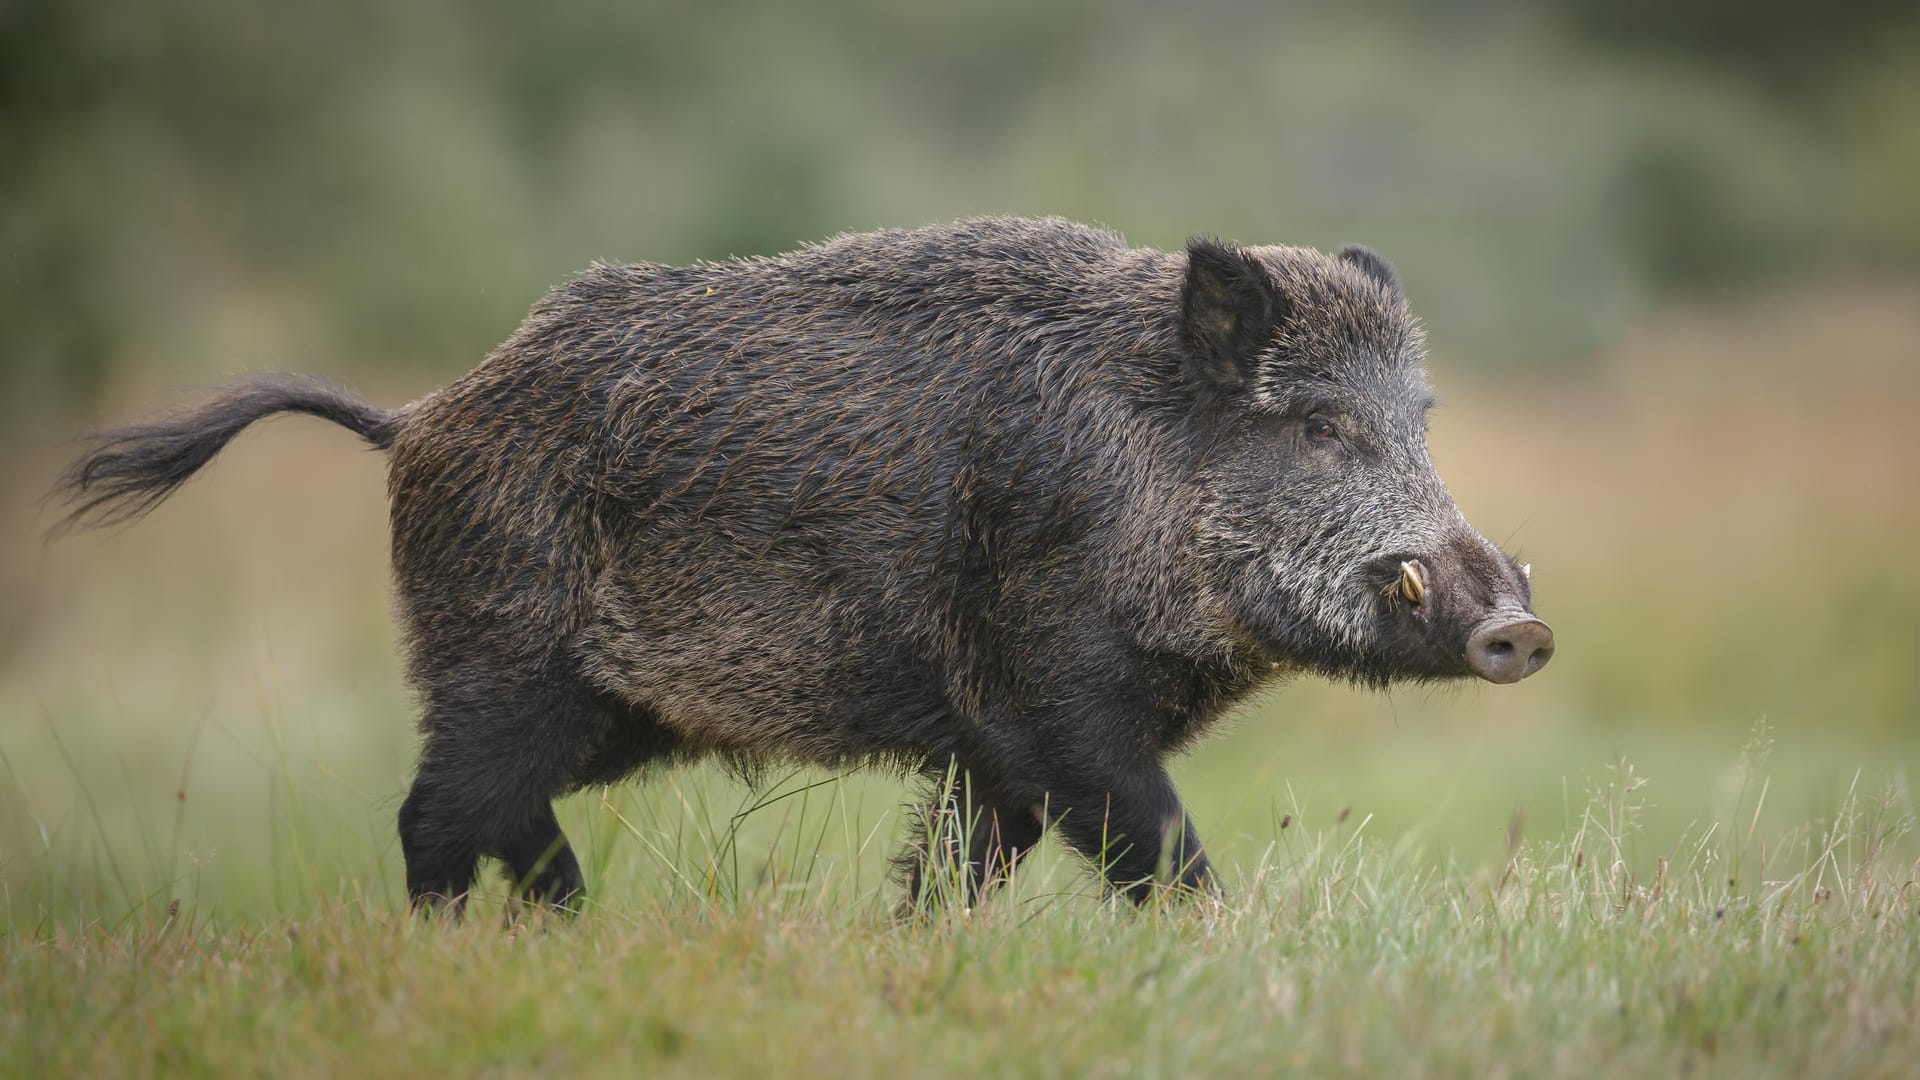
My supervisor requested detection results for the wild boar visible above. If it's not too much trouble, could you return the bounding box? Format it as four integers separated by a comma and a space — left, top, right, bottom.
54, 217, 1553, 914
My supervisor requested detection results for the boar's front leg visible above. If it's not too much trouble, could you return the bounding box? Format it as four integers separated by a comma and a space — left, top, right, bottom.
1040, 759, 1213, 903
901, 761, 1047, 912
972, 712, 1214, 903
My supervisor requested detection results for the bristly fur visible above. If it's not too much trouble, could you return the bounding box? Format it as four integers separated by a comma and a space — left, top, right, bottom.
48, 216, 1540, 915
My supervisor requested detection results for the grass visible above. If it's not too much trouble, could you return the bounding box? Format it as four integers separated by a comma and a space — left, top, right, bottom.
3, 289, 1917, 1074
4, 752, 1916, 1077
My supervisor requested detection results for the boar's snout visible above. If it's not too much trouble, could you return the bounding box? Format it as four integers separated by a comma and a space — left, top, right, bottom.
1465, 614, 1554, 683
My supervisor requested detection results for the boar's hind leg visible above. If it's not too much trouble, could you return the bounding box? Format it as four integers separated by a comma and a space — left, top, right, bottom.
399, 673, 672, 917
498, 698, 682, 915
900, 763, 1045, 912
496, 803, 585, 915
402, 725, 582, 918
398, 755, 488, 915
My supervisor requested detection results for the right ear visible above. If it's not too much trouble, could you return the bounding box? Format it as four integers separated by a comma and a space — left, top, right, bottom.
1180, 238, 1287, 391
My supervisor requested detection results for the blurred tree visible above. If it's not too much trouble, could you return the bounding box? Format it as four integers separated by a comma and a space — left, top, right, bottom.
2, 0, 1916, 427
1, 0, 119, 417
1549, 0, 1918, 106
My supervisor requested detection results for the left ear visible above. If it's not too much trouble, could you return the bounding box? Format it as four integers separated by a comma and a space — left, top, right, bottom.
1181, 237, 1288, 391
1339, 244, 1402, 300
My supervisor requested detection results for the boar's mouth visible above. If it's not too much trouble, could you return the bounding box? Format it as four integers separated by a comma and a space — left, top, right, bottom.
1363, 553, 1555, 684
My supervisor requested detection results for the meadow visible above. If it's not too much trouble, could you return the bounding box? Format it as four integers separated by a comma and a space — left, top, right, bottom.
3, 285, 1917, 1075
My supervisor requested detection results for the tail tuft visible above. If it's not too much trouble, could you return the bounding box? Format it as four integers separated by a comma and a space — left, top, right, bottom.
48, 374, 398, 534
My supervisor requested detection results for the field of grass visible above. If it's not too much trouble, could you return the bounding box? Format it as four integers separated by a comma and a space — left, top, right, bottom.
3, 286, 1917, 1074
7, 763, 1918, 1077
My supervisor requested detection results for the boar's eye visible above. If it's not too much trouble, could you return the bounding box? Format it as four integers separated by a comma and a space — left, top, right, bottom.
1304, 416, 1339, 442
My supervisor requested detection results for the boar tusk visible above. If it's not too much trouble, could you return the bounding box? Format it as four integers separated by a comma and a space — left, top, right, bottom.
1398, 560, 1426, 605
1521, 562, 1531, 580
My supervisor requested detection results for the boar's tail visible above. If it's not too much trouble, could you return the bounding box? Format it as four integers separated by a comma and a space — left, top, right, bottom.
48, 374, 400, 534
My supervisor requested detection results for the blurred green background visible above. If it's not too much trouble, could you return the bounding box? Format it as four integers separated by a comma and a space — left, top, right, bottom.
2, 0, 1916, 917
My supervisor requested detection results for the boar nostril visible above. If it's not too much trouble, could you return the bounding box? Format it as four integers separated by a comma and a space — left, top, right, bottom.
1466, 617, 1554, 684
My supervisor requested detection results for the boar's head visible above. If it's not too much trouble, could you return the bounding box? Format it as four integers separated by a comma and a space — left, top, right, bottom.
1180, 237, 1553, 687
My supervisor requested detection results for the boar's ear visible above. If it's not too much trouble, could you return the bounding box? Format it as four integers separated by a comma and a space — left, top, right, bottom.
1338, 244, 1401, 300
1181, 237, 1288, 391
